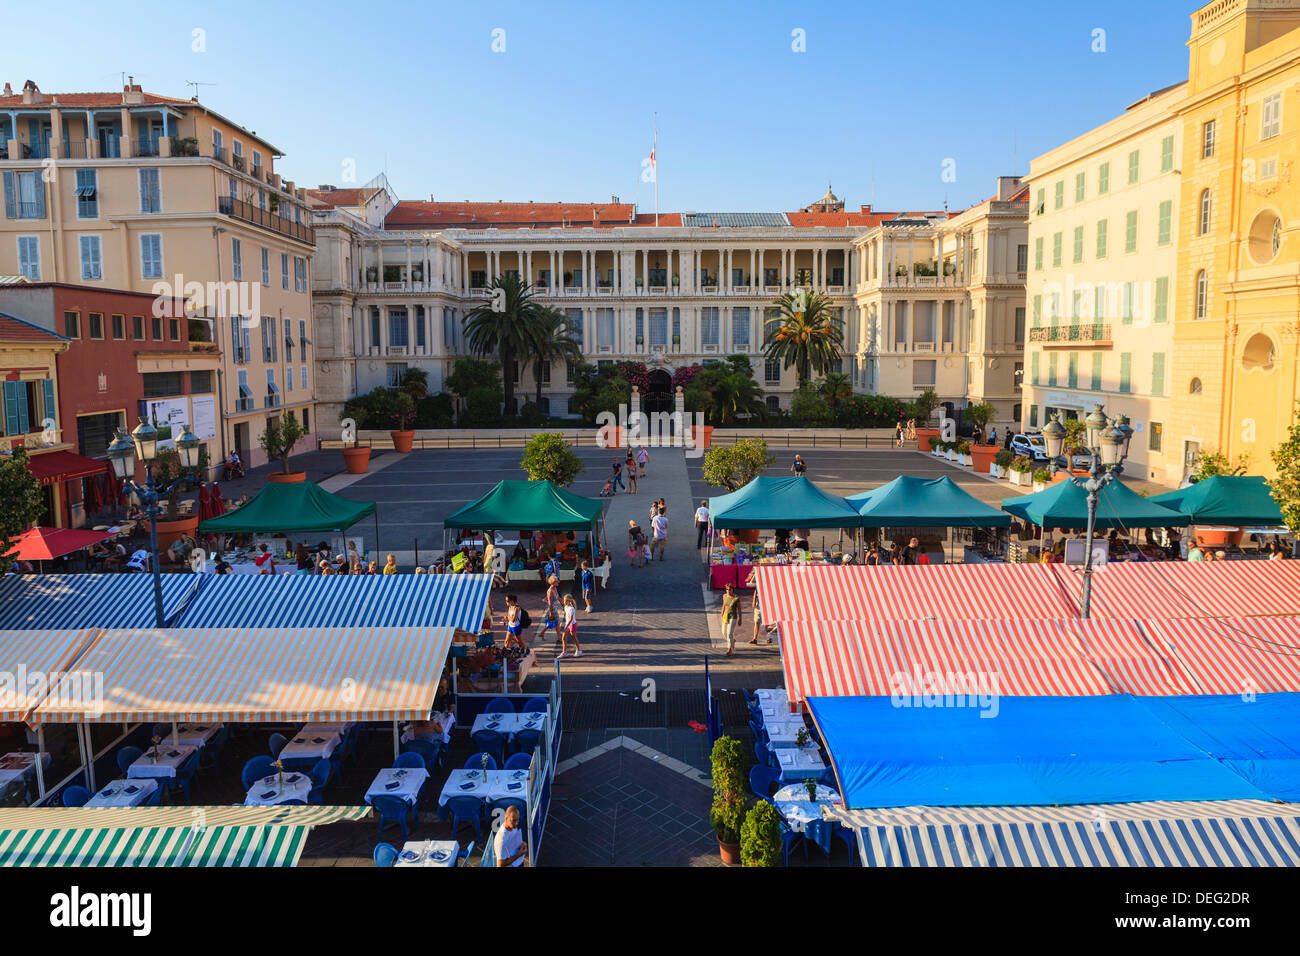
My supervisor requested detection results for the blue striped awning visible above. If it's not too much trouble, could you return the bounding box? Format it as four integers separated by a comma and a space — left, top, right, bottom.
0, 575, 199, 630
173, 573, 491, 633
830, 801, 1300, 867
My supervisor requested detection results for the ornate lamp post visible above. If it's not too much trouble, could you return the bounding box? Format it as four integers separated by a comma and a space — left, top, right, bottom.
1041, 403, 1133, 619
107, 420, 201, 627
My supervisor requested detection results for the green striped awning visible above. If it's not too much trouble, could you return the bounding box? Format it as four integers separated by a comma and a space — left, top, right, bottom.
0, 825, 307, 867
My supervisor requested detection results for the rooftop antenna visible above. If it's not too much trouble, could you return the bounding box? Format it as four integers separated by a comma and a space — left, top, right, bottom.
1013, 130, 1018, 176
871, 161, 875, 208
185, 80, 216, 100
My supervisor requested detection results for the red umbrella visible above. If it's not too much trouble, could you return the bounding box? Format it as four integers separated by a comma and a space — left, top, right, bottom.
197, 485, 212, 521
83, 474, 102, 515
211, 482, 226, 516
6, 527, 114, 561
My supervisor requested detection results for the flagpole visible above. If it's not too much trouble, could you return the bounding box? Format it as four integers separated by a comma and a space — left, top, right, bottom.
653, 113, 659, 227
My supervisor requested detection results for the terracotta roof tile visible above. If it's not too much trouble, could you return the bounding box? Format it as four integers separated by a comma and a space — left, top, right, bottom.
386, 201, 639, 229
0, 91, 194, 109
0, 312, 67, 344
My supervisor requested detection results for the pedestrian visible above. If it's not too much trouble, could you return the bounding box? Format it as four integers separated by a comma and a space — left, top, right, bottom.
865, 541, 880, 566
580, 560, 594, 612
637, 446, 649, 477
295, 542, 312, 572
988, 426, 998, 446
720, 583, 741, 656
694, 499, 710, 549
745, 567, 773, 645
628, 463, 638, 495
791, 454, 806, 476
383, 553, 398, 574
558, 594, 582, 659
253, 543, 276, 574
502, 593, 526, 652
651, 506, 668, 561
610, 459, 625, 493
904, 537, 921, 565
625, 447, 635, 484
895, 421, 905, 447
367, 560, 379, 575
544, 574, 560, 636
627, 520, 646, 568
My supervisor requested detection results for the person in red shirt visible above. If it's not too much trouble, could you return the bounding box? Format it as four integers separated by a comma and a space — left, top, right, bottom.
253, 543, 276, 573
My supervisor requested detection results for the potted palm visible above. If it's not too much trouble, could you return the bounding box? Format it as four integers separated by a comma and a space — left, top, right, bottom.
259, 411, 308, 483
739, 800, 783, 867
709, 736, 746, 864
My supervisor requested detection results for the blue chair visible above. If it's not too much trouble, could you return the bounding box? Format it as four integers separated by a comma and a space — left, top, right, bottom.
484, 697, 513, 715
472, 729, 506, 765
522, 697, 548, 713
372, 794, 416, 842
464, 752, 497, 771
241, 755, 275, 790
268, 732, 288, 759
512, 728, 541, 757
393, 752, 426, 770
373, 842, 399, 867
62, 785, 92, 807
307, 758, 332, 804
456, 841, 475, 867
749, 765, 781, 800
755, 741, 776, 770
200, 726, 229, 773
748, 719, 768, 744
489, 797, 527, 822
401, 738, 441, 774
117, 746, 143, 775
145, 782, 165, 806
804, 818, 834, 859
443, 795, 483, 842
504, 753, 532, 771
778, 816, 802, 866
742, 690, 759, 708
167, 750, 200, 804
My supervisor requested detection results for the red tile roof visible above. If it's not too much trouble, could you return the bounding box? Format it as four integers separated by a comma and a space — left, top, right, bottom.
0, 91, 194, 109
386, 201, 640, 230
306, 187, 380, 209
0, 313, 66, 344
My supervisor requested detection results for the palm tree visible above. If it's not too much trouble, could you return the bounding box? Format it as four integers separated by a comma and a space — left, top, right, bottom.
693, 370, 767, 426
763, 291, 844, 389
463, 273, 541, 415
818, 372, 852, 412
528, 307, 583, 408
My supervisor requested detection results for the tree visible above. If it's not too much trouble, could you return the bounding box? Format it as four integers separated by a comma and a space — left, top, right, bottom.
0, 447, 43, 572
1191, 449, 1250, 483
740, 800, 783, 867
908, 387, 941, 423
817, 372, 852, 412
790, 385, 832, 426
519, 432, 583, 487
569, 361, 631, 426
685, 361, 766, 426
529, 307, 583, 407
464, 387, 502, 428
963, 401, 996, 440
763, 290, 844, 388
399, 367, 429, 403
445, 357, 502, 398
1270, 414, 1300, 533
462, 273, 542, 415
701, 438, 774, 491
258, 410, 308, 474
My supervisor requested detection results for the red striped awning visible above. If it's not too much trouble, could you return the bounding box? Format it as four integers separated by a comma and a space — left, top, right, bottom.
24, 451, 108, 487
1142, 616, 1300, 695
1054, 561, 1300, 620
756, 563, 1079, 625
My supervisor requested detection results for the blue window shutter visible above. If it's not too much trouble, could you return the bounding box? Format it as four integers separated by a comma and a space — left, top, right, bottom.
3, 382, 19, 436
3, 171, 14, 219
42, 379, 55, 429
15, 381, 30, 434
33, 175, 45, 218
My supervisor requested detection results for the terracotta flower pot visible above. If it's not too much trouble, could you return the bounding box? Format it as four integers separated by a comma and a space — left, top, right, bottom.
390, 430, 415, 453
718, 838, 741, 865
267, 471, 306, 483
1194, 527, 1232, 548
969, 444, 999, 475
341, 446, 371, 474
915, 427, 940, 449
148, 515, 199, 539
691, 425, 714, 450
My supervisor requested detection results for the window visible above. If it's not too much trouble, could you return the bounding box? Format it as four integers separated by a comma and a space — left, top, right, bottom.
1033, 237, 1043, 271
260, 316, 277, 362
140, 233, 163, 279
1160, 135, 1174, 173
1121, 281, 1135, 326
1127, 149, 1139, 184
369, 308, 381, 349
1261, 93, 1281, 140
1242, 332, 1277, 371
1202, 120, 1216, 158
1051, 232, 1062, 267
1074, 172, 1085, 203
168, 317, 179, 340
1053, 181, 1064, 210
597, 308, 615, 347
75, 169, 97, 218
731, 308, 750, 348
1014, 307, 1025, 344
1034, 188, 1045, 216
764, 358, 781, 384
1048, 352, 1059, 386
300, 366, 307, 391
284, 319, 294, 362
1091, 352, 1102, 391
286, 364, 294, 393
1031, 352, 1040, 385
231, 238, 242, 280
649, 308, 668, 347
1029, 405, 1039, 428
138, 168, 161, 213
388, 308, 409, 349
766, 396, 781, 415
1095, 218, 1108, 259
17, 235, 40, 279
1198, 190, 1212, 235
1031, 295, 1041, 327
634, 309, 644, 345
152, 316, 163, 340
63, 311, 79, 338
294, 257, 307, 292
1152, 352, 1166, 396
1190, 377, 1202, 394
266, 368, 280, 406
142, 371, 183, 397
1072, 226, 1084, 263
1154, 276, 1168, 324
79, 235, 102, 280
1098, 161, 1110, 195
701, 307, 720, 347
76, 410, 124, 459
1, 379, 55, 436
912, 359, 936, 387
261, 247, 270, 286
3, 170, 46, 219
281, 253, 289, 290
228, 175, 237, 202
1148, 421, 1163, 453
1124, 211, 1138, 253
1119, 352, 1132, 393
1016, 244, 1028, 272
1094, 283, 1107, 320
131, 315, 143, 339
1194, 270, 1208, 319
1262, 157, 1277, 179
258, 189, 266, 211
234, 369, 252, 410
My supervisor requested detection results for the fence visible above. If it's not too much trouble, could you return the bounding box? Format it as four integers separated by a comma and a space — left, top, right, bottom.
319, 428, 913, 452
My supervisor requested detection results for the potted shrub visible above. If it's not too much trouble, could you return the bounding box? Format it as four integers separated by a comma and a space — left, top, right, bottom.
1032, 467, 1052, 493
635, 335, 645, 346
915, 425, 941, 451
672, 334, 681, 345
957, 441, 972, 465
634, 275, 644, 288
671, 274, 680, 287
1009, 455, 1033, 486
739, 800, 783, 867
339, 410, 371, 475
709, 736, 747, 864
945, 442, 957, 462
928, 435, 943, 456
993, 448, 1014, 478
387, 391, 416, 453
259, 411, 308, 483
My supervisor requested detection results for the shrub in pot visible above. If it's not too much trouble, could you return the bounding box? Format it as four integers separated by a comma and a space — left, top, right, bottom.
386, 392, 416, 452
740, 799, 783, 867
1032, 467, 1051, 491
957, 441, 972, 464
259, 411, 307, 482
1009, 455, 1033, 486
928, 435, 943, 455
709, 736, 747, 864
994, 448, 1015, 478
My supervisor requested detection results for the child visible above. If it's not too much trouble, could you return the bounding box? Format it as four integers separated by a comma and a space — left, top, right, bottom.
580, 560, 594, 613
558, 594, 582, 659
599, 477, 614, 497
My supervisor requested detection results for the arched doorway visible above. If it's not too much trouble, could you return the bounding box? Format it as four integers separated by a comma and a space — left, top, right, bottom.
644, 368, 673, 415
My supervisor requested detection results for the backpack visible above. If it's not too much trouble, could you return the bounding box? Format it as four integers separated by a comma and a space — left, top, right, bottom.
519, 608, 532, 628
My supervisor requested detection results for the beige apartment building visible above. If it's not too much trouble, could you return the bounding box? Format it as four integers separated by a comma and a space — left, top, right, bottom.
1021, 83, 1187, 486
0, 80, 316, 467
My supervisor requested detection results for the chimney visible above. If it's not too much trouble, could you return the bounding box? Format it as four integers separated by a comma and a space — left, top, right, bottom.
21, 80, 39, 105
122, 77, 144, 105
2, 83, 11, 97
996, 175, 1023, 202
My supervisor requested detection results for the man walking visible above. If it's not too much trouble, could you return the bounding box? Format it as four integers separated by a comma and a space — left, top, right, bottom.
791, 454, 807, 476
720, 583, 741, 656
610, 458, 625, 493
694, 500, 710, 549
651, 506, 668, 561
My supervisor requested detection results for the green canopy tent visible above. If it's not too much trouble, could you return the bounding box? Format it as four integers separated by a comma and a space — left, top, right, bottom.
849, 475, 1010, 562
442, 479, 605, 568
708, 476, 860, 530
1147, 475, 1285, 528
198, 480, 377, 541
1002, 478, 1188, 530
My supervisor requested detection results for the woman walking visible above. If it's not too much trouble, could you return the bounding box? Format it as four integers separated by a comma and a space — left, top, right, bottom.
720, 583, 741, 656
502, 593, 526, 652
544, 574, 561, 638
628, 520, 646, 568
558, 594, 582, 659
637, 446, 649, 477
628, 462, 638, 495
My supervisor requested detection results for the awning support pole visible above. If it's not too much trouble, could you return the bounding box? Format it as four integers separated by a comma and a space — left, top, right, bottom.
34, 725, 47, 799
392, 720, 399, 762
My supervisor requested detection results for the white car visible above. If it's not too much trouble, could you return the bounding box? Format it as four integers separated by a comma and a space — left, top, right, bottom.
1010, 433, 1048, 461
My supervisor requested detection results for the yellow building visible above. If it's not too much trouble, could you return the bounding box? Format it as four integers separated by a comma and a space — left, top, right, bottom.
1170, 0, 1300, 479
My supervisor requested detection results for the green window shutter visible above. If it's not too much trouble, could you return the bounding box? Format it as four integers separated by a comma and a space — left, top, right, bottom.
1096, 219, 1108, 258
1034, 237, 1043, 270
1098, 162, 1109, 194
1128, 149, 1139, 184
1068, 352, 1078, 388
1054, 181, 1064, 209
42, 379, 55, 429
1125, 211, 1138, 252
1157, 200, 1172, 246
1152, 353, 1166, 395
2, 382, 19, 435
1052, 233, 1062, 267
1095, 283, 1107, 320
1160, 135, 1174, 173
1120, 353, 1132, 393
3, 170, 15, 219
1075, 172, 1085, 203
1154, 277, 1168, 323
1034, 188, 1045, 215
1031, 351, 1040, 384
1122, 282, 1134, 325
1091, 352, 1102, 390
1032, 294, 1041, 327
1048, 352, 1058, 386
1073, 225, 1084, 263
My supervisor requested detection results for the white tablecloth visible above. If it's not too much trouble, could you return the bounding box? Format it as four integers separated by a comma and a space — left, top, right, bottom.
244, 773, 312, 806
775, 747, 825, 781
774, 800, 831, 834
303, 721, 355, 738
396, 840, 459, 867
755, 688, 789, 708
438, 768, 529, 807
470, 712, 547, 739
0, 752, 50, 787
86, 779, 158, 807
366, 768, 429, 807
127, 746, 196, 780
764, 718, 815, 750
278, 730, 340, 765
168, 724, 222, 749
401, 711, 456, 746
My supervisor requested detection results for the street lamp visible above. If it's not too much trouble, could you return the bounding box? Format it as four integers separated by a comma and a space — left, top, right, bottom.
1041, 406, 1130, 619
107, 420, 202, 627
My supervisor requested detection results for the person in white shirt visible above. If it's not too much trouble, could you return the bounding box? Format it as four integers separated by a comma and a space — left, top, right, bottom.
494, 804, 528, 866
694, 500, 710, 549
125, 549, 150, 572
651, 508, 668, 561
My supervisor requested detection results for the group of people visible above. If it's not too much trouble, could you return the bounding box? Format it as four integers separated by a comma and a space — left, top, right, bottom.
864, 536, 931, 566
601, 446, 650, 496
626, 499, 669, 567
719, 568, 774, 656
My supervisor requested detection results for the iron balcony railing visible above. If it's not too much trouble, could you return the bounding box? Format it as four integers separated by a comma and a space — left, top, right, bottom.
218, 196, 314, 244
1028, 323, 1112, 344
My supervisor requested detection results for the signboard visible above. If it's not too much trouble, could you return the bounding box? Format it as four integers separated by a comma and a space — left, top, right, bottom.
1064, 538, 1109, 568
141, 397, 189, 449
191, 394, 217, 441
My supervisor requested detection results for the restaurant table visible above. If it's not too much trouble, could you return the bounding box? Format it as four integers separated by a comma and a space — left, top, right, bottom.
772, 782, 842, 834
754, 688, 789, 708
86, 778, 158, 808
469, 711, 547, 739
365, 767, 429, 807
764, 718, 818, 751
168, 723, 222, 749
401, 711, 456, 746
438, 768, 529, 808
244, 772, 312, 806
775, 747, 826, 782
278, 729, 341, 766
127, 745, 196, 780
0, 752, 51, 788
773, 782, 841, 804
396, 840, 459, 867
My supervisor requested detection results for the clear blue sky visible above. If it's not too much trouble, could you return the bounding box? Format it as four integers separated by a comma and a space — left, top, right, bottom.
2, 0, 1195, 213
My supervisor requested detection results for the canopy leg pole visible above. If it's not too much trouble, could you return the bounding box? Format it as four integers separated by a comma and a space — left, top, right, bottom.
373, 511, 380, 567
392, 721, 399, 763
34, 725, 46, 801
82, 723, 96, 792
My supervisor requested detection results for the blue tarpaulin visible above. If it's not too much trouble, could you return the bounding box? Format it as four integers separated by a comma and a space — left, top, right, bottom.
807, 694, 1285, 810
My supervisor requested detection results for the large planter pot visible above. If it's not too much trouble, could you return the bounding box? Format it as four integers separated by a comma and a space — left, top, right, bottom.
148, 514, 199, 539
915, 427, 940, 450
969, 444, 999, 475
1011, 470, 1029, 486
1032, 480, 1047, 493
990, 464, 1003, 478
390, 430, 415, 453
267, 471, 306, 483
691, 425, 714, 450
341, 446, 371, 475
717, 838, 740, 865
946, 450, 956, 461
1194, 526, 1234, 548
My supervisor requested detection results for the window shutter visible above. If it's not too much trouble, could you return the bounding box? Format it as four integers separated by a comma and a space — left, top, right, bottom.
3, 382, 19, 436
14, 380, 30, 433
33, 175, 45, 218
42, 379, 55, 429
4, 170, 16, 219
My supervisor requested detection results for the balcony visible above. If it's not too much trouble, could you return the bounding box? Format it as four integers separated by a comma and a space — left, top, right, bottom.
1028, 323, 1113, 349
218, 196, 314, 244
137, 137, 161, 158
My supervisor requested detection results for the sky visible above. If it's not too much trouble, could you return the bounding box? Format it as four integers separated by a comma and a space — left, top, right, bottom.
1, 0, 1197, 214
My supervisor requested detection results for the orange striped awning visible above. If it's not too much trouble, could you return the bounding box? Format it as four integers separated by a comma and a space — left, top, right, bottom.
0, 628, 99, 722
29, 625, 454, 724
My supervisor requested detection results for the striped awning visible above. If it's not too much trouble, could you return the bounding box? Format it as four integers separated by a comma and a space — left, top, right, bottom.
777, 618, 1197, 702
29, 625, 454, 724
0, 805, 371, 829
829, 800, 1300, 866
1059, 561, 1300, 620
756, 564, 1079, 625
0, 575, 200, 630
0, 628, 99, 721
1144, 616, 1300, 695
174, 573, 492, 633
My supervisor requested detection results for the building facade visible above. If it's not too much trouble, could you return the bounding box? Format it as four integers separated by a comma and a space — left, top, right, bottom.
0, 80, 316, 467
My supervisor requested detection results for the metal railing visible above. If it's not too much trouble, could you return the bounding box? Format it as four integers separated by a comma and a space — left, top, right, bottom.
137, 137, 161, 157
1028, 323, 1112, 344
319, 430, 914, 451
217, 195, 315, 244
